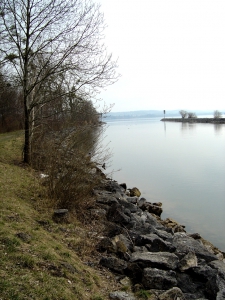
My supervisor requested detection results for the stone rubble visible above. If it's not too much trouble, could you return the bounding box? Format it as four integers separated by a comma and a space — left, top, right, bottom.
94, 180, 225, 300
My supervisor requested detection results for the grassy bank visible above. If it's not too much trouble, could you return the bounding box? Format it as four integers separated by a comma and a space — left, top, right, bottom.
0, 131, 117, 300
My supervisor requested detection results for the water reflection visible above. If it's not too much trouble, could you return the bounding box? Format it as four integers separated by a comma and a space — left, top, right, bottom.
214, 123, 224, 135
180, 122, 196, 132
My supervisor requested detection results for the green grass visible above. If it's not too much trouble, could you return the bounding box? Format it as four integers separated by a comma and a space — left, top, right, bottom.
0, 130, 116, 300
135, 289, 152, 299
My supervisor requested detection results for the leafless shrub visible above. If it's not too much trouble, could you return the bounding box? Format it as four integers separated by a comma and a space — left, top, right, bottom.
187, 112, 197, 118
179, 110, 188, 119
32, 121, 111, 212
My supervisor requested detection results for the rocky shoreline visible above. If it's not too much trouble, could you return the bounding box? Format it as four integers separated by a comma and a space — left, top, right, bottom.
161, 118, 225, 124
92, 180, 225, 300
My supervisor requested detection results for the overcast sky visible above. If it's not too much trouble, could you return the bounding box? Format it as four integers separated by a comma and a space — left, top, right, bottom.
98, 0, 225, 112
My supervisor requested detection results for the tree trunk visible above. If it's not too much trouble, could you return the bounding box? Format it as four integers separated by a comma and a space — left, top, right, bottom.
24, 103, 30, 164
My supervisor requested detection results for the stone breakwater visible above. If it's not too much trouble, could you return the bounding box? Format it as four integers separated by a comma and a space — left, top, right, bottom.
161, 118, 225, 124
93, 180, 225, 300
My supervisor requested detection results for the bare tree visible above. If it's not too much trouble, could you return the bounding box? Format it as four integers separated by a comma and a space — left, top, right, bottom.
179, 110, 188, 119
214, 110, 222, 119
188, 112, 197, 118
0, 0, 118, 163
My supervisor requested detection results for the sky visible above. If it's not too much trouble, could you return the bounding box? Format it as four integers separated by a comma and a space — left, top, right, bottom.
98, 0, 225, 112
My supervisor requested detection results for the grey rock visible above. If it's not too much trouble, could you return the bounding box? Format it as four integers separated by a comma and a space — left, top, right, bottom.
147, 203, 163, 217
137, 197, 147, 207
96, 195, 118, 205
209, 260, 225, 279
99, 256, 127, 274
128, 221, 155, 237
135, 233, 175, 252
178, 251, 198, 271
107, 204, 130, 225
97, 237, 117, 253
130, 213, 146, 226
117, 198, 138, 213
153, 228, 174, 240
133, 246, 148, 252
130, 251, 179, 270
114, 192, 126, 200
52, 209, 69, 223
183, 295, 207, 300
139, 202, 163, 216
205, 274, 225, 300
217, 289, 225, 300
190, 264, 217, 282
54, 209, 68, 214
126, 197, 138, 204
119, 183, 127, 191
176, 272, 205, 297
126, 262, 143, 282
105, 181, 125, 193
142, 268, 177, 289
113, 234, 133, 252
172, 234, 218, 262
109, 291, 137, 300
159, 287, 184, 300
188, 233, 202, 240
144, 211, 165, 229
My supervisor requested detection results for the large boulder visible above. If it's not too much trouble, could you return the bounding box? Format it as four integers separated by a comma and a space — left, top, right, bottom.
112, 234, 133, 252
135, 233, 175, 252
158, 287, 184, 300
99, 256, 127, 274
161, 218, 186, 233
139, 202, 163, 217
144, 211, 165, 229
142, 268, 177, 289
96, 195, 118, 205
176, 272, 206, 298
129, 187, 141, 197
153, 228, 174, 240
125, 262, 143, 283
109, 291, 137, 300
117, 198, 138, 213
130, 251, 179, 270
172, 233, 218, 262
137, 197, 147, 207
205, 273, 225, 300
105, 181, 125, 194
209, 260, 225, 278
107, 203, 131, 225
97, 237, 117, 253
178, 251, 198, 271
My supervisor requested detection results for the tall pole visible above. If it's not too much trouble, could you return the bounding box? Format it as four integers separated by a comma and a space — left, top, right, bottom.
163, 110, 166, 119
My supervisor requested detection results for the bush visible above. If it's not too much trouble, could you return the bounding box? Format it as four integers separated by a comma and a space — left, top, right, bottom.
32, 122, 111, 212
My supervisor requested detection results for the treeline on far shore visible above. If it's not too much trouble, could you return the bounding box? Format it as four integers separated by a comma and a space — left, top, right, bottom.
161, 110, 225, 123
161, 117, 225, 124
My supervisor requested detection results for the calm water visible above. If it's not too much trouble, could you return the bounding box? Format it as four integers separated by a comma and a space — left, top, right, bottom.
103, 118, 225, 251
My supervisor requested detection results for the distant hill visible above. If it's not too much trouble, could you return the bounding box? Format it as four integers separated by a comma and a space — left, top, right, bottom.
103, 110, 216, 120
